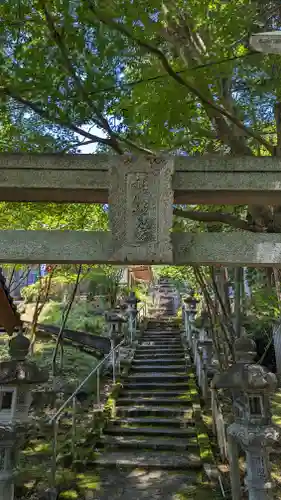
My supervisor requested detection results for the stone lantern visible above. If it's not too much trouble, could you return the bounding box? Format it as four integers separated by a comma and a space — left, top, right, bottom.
0, 330, 48, 500
104, 311, 127, 344
0, 426, 16, 500
104, 312, 127, 383
126, 292, 140, 343
126, 292, 140, 316
212, 336, 279, 500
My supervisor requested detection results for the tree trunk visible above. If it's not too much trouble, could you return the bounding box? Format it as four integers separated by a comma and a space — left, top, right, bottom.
7, 265, 16, 290
234, 267, 243, 338
52, 265, 82, 376
30, 267, 55, 354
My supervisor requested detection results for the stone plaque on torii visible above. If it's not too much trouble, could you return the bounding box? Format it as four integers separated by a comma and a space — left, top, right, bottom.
108, 155, 174, 263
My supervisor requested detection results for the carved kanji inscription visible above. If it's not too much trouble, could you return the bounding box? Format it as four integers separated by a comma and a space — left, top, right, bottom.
108, 156, 174, 263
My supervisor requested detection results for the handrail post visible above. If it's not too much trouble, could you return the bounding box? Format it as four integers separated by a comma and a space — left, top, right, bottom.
184, 306, 188, 343
112, 347, 116, 384
117, 345, 121, 374
128, 311, 133, 344
96, 368, 100, 405
51, 420, 58, 489
71, 397, 77, 460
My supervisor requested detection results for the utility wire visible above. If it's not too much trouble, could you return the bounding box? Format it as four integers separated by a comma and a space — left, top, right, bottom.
88, 51, 259, 96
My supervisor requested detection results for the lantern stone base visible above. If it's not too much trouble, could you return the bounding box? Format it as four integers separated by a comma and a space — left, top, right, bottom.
0, 479, 14, 500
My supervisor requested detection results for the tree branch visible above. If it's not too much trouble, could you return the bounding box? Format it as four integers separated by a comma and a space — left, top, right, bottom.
58, 139, 97, 153
1, 87, 112, 146
88, 5, 274, 155
39, 0, 123, 155
120, 136, 156, 154
173, 208, 257, 232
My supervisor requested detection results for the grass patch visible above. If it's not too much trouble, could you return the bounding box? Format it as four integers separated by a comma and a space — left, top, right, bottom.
40, 300, 106, 334
0, 332, 98, 391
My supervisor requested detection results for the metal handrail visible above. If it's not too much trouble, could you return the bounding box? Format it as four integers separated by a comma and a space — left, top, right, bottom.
49, 336, 126, 488
50, 337, 125, 424
49, 296, 148, 488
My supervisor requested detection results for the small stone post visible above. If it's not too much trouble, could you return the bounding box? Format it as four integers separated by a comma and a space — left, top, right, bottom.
105, 311, 127, 381
212, 336, 279, 500
273, 321, 281, 382
197, 338, 213, 401
126, 292, 139, 344
0, 330, 48, 500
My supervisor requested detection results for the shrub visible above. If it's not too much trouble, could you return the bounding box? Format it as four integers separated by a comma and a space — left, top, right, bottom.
40, 301, 106, 335
21, 282, 41, 303
21, 276, 74, 303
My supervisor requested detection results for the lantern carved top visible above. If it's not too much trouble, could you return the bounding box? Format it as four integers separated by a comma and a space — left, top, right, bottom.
211, 336, 277, 394
105, 311, 127, 324
234, 336, 256, 363
127, 293, 140, 306
9, 332, 30, 361
0, 425, 16, 442
0, 332, 48, 385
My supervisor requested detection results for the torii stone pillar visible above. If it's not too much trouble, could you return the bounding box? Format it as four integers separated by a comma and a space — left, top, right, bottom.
212, 337, 279, 500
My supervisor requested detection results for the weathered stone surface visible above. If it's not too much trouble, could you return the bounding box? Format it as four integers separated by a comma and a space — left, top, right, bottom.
94, 450, 201, 469
0, 359, 48, 384
172, 232, 281, 267
90, 468, 199, 500
101, 435, 197, 450
1, 153, 281, 205
212, 336, 279, 500
2, 229, 281, 266
108, 156, 174, 263
0, 230, 113, 263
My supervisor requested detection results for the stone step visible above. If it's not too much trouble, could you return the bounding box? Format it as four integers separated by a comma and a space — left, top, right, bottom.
140, 337, 182, 347
145, 326, 178, 330
140, 337, 182, 343
93, 450, 201, 469
116, 406, 193, 418
148, 304, 175, 312
146, 322, 178, 328
121, 390, 191, 398
133, 358, 185, 365
140, 338, 182, 343
137, 346, 184, 352
149, 303, 174, 307
126, 373, 189, 383
134, 353, 185, 359
146, 332, 181, 337
117, 397, 192, 406
123, 381, 189, 390
144, 329, 180, 334
140, 336, 181, 340
137, 342, 183, 352
106, 419, 195, 432
149, 307, 175, 311
142, 333, 181, 338
130, 364, 187, 372
99, 435, 198, 451
135, 352, 184, 358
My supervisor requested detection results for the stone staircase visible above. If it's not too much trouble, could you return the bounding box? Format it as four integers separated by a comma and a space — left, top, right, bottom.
90, 279, 219, 498
95, 318, 203, 476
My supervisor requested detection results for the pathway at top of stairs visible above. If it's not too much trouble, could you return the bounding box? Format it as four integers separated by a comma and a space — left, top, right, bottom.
90, 281, 217, 500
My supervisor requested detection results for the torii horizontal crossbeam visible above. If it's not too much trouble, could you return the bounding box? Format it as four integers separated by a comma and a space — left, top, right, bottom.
0, 230, 281, 267
1, 154, 281, 205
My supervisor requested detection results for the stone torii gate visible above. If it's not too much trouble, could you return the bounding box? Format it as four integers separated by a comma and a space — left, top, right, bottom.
0, 153, 281, 266
0, 153, 280, 500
